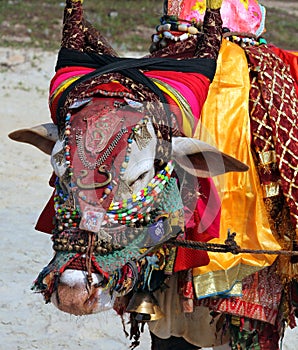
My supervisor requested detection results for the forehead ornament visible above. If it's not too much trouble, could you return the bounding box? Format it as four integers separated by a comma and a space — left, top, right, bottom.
76, 165, 112, 190
132, 117, 152, 151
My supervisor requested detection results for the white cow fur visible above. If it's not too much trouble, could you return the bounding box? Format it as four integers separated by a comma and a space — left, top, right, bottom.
114, 121, 157, 200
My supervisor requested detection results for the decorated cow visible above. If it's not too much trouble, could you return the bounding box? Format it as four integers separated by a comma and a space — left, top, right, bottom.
9, 0, 298, 349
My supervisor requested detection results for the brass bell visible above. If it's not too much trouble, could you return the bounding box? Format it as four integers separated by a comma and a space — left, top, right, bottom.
126, 291, 164, 321
150, 304, 165, 321
127, 291, 155, 314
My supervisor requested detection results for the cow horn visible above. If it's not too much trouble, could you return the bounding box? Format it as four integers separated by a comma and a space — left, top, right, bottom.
8, 123, 59, 155
172, 136, 249, 177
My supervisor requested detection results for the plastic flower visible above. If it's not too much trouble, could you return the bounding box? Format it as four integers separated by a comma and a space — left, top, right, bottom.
191, 0, 206, 14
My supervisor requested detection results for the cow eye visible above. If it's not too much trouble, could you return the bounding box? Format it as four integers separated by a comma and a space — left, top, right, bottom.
128, 172, 148, 187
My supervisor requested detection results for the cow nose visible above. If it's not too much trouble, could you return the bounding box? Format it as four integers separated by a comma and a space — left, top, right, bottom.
50, 270, 114, 315
51, 282, 99, 315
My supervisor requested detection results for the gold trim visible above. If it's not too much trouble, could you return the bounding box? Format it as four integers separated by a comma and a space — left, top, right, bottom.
259, 150, 276, 166
193, 264, 260, 299
262, 182, 280, 198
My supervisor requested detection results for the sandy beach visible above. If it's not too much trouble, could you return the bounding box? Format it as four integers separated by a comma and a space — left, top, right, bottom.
1, 2, 298, 346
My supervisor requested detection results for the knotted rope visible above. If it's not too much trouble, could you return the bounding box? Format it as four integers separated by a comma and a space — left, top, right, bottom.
168, 230, 298, 256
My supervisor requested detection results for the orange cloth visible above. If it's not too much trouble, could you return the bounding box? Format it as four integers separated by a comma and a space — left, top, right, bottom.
193, 40, 281, 298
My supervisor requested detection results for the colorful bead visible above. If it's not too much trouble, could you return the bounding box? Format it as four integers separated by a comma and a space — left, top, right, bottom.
104, 161, 174, 226
259, 38, 267, 44
226, 34, 264, 47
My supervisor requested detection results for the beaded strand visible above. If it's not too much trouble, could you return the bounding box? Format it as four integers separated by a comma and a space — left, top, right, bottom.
53, 179, 81, 232
224, 33, 267, 47
106, 161, 175, 225
150, 15, 201, 52
64, 112, 74, 177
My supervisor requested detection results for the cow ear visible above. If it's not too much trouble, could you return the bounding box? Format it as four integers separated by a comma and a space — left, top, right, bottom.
8, 123, 59, 155
172, 137, 249, 177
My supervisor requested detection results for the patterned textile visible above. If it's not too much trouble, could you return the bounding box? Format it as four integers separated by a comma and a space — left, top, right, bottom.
188, 41, 298, 350
53, 3, 222, 168
229, 316, 280, 350
58, 1, 169, 141
199, 265, 283, 325
38, 0, 224, 237
61, 0, 117, 56
144, 71, 211, 135
244, 45, 298, 270
267, 45, 298, 94
149, 7, 222, 60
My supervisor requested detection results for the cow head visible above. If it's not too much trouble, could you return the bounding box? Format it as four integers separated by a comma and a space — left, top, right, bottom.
9, 97, 248, 316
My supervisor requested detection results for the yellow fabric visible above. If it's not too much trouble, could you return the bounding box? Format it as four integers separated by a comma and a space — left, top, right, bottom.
193, 40, 281, 298
51, 76, 81, 102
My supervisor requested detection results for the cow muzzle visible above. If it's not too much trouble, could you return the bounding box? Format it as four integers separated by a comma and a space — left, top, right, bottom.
50, 270, 114, 316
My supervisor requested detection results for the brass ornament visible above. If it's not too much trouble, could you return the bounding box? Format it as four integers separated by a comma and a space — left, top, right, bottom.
133, 119, 152, 151
76, 165, 112, 189
126, 291, 164, 321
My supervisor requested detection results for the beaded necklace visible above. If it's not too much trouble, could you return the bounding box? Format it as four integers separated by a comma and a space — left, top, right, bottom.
106, 160, 175, 226
52, 175, 182, 268
223, 32, 267, 47
150, 15, 201, 52
54, 160, 175, 232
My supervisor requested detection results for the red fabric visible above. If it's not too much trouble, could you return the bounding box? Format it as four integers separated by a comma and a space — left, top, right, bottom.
245, 44, 298, 232
174, 178, 220, 271
145, 70, 210, 127
35, 172, 56, 234
49, 66, 94, 91
49, 66, 130, 123
174, 249, 210, 272
258, 323, 280, 350
268, 44, 298, 95
68, 98, 140, 212
199, 266, 283, 325
35, 191, 56, 234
